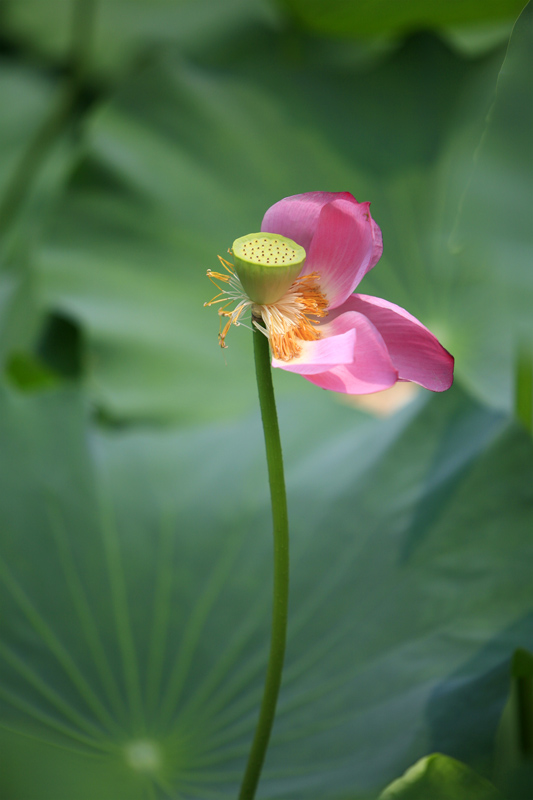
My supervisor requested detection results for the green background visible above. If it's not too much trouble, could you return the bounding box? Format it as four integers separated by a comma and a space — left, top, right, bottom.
0, 1, 531, 797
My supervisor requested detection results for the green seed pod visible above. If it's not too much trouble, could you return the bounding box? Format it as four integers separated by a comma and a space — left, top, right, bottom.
232, 233, 306, 305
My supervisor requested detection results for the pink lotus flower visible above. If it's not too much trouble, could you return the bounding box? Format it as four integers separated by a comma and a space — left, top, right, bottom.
207, 191, 454, 394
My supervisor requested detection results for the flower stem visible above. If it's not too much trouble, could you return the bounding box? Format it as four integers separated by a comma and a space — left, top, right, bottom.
238, 325, 290, 800
516, 676, 533, 759
0, 0, 97, 236
515, 342, 533, 435
513, 342, 533, 763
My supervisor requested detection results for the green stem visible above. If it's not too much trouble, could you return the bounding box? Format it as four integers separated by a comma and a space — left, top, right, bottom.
515, 342, 533, 435
238, 325, 290, 800
0, 0, 97, 236
513, 346, 533, 755
516, 676, 533, 759
512, 649, 533, 762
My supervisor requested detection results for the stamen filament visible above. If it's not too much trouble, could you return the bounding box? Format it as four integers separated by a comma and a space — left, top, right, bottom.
205, 260, 328, 359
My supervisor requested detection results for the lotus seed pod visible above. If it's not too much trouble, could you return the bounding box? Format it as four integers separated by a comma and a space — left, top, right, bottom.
232, 232, 306, 305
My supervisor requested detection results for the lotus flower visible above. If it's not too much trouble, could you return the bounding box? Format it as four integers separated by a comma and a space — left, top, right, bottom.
206, 191, 454, 394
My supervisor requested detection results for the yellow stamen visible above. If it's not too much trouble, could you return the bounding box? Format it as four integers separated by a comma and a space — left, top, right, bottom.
253, 273, 328, 361
205, 259, 254, 348
205, 260, 328, 358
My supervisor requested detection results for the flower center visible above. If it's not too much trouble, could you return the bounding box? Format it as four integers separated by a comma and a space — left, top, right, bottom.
124, 739, 162, 772
252, 274, 328, 361
232, 232, 306, 305
234, 235, 302, 266
205, 258, 328, 360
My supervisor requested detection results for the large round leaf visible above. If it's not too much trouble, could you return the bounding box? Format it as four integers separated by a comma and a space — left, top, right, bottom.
275, 0, 525, 38
0, 382, 531, 798
378, 754, 504, 800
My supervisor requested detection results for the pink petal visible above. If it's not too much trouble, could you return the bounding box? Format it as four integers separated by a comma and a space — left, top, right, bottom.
271, 324, 357, 376
261, 192, 355, 252
304, 198, 382, 308
261, 192, 382, 309
331, 295, 454, 392
272, 311, 398, 394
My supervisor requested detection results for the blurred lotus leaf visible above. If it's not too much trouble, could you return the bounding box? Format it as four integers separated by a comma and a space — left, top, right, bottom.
378, 753, 504, 800
0, 381, 531, 798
